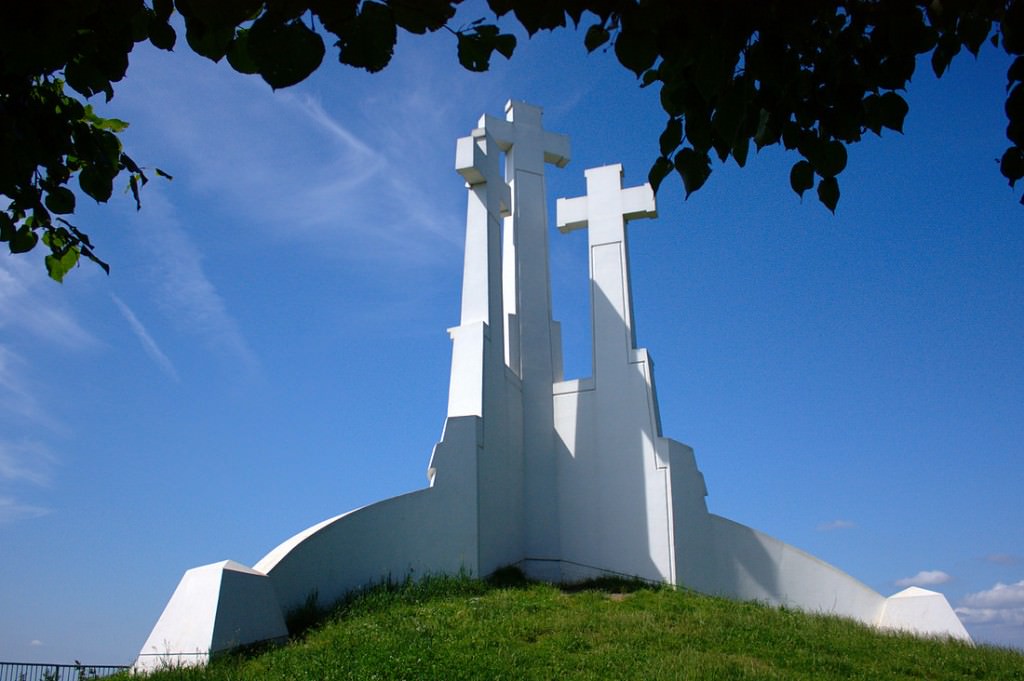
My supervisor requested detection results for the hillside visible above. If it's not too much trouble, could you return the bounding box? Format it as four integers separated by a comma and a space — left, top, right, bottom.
135, 569, 1023, 680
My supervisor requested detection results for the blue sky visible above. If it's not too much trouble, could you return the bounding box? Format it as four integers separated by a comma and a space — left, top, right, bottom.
1, 13, 1022, 663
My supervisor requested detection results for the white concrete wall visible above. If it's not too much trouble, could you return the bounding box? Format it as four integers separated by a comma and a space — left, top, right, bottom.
700, 514, 888, 624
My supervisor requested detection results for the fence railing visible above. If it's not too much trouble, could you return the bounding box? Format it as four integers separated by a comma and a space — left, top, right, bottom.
0, 662, 130, 681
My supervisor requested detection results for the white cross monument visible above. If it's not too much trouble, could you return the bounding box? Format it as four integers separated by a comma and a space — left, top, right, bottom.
135, 101, 968, 671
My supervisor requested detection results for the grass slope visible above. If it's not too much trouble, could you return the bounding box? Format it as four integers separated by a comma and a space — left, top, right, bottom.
137, 569, 1023, 680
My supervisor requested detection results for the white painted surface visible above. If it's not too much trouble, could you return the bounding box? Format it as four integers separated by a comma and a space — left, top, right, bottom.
136, 101, 969, 669
134, 561, 286, 673
879, 587, 971, 640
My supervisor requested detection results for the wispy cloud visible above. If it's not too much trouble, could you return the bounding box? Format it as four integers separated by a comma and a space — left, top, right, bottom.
110, 295, 179, 381
0, 439, 56, 522
0, 256, 96, 350
956, 580, 1024, 625
0, 439, 55, 486
0, 495, 51, 523
895, 570, 952, 587
0, 258, 95, 430
817, 519, 856, 531
0, 345, 44, 426
116, 44, 470, 268
133, 192, 259, 375
985, 553, 1021, 566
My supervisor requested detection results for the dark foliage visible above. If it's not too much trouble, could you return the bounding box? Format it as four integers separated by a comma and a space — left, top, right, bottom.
2, 1, 1021, 280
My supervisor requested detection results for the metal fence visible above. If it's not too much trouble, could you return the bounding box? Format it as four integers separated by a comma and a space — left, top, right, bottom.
0, 662, 130, 681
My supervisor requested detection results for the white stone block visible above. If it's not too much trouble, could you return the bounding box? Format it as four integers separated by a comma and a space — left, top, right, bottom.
878, 587, 972, 641
134, 561, 286, 672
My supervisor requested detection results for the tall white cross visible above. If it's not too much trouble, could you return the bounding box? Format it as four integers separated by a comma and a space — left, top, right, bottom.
479, 101, 569, 570
455, 127, 510, 329
556, 164, 657, 372
479, 101, 569, 376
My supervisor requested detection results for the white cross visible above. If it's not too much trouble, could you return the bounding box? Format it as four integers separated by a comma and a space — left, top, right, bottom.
556, 164, 657, 368
556, 164, 656, 244
454, 127, 508, 328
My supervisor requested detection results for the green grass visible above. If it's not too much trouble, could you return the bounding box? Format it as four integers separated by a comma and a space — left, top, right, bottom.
135, 569, 1023, 680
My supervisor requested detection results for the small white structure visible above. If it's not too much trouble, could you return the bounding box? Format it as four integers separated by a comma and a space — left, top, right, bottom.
134, 101, 968, 671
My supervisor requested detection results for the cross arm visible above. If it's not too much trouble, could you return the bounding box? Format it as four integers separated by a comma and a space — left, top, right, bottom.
555, 196, 588, 234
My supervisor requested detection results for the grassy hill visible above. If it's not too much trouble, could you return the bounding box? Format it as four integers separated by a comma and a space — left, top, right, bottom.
135, 569, 1023, 680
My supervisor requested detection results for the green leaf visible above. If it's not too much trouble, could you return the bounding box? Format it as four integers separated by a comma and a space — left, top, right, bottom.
155, 168, 174, 180
456, 25, 515, 72
80, 245, 110, 275
877, 92, 909, 133
45, 246, 80, 283
711, 87, 744, 150
960, 15, 992, 56
640, 68, 660, 88
817, 176, 840, 213
185, 17, 235, 62
493, 33, 516, 60
120, 153, 142, 175
1009, 57, 1024, 85
659, 119, 682, 157
129, 174, 142, 210
227, 29, 260, 75
391, 0, 455, 34
248, 19, 326, 88
149, 19, 177, 50
83, 105, 130, 133
10, 226, 38, 254
1001, 147, 1024, 187
648, 156, 674, 194
509, 3, 567, 35
930, 35, 961, 78
789, 160, 814, 198
684, 113, 713, 155
815, 140, 848, 178
584, 24, 610, 53
732, 136, 749, 168
29, 205, 51, 228
178, 0, 263, 28
79, 166, 114, 202
337, 1, 397, 73
0, 213, 14, 242
153, 0, 173, 20
614, 27, 658, 77
45, 187, 76, 215
1007, 83, 1024, 124
674, 148, 711, 198
754, 109, 773, 148
65, 58, 110, 100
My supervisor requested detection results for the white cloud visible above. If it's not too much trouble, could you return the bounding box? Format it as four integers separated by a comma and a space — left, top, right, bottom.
0, 439, 54, 486
895, 570, 952, 587
0, 256, 96, 350
0, 257, 97, 429
985, 553, 1021, 566
0, 441, 55, 523
956, 581, 1024, 651
817, 519, 856, 531
110, 295, 179, 382
960, 580, 1024, 610
114, 43, 468, 269
30, 640, 42, 647
0, 495, 51, 523
0, 345, 44, 425
134, 193, 259, 374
